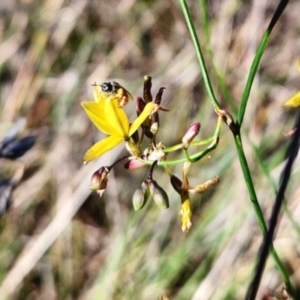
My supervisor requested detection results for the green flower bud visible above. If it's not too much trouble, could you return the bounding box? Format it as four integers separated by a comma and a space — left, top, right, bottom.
132, 181, 150, 211
149, 180, 169, 209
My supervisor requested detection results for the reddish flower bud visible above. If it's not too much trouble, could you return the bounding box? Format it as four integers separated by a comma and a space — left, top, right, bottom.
90, 166, 109, 197
149, 180, 169, 209
143, 75, 153, 103
124, 159, 146, 170
136, 96, 146, 116
154, 87, 166, 105
182, 122, 200, 149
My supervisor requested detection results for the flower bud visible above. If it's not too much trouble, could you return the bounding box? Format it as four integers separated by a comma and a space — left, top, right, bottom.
136, 96, 146, 116
124, 159, 146, 170
132, 181, 150, 211
154, 87, 166, 105
90, 166, 109, 197
182, 122, 200, 150
143, 75, 153, 103
170, 175, 183, 195
149, 180, 169, 209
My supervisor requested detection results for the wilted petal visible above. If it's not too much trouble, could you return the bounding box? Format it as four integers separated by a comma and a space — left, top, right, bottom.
125, 139, 141, 157
188, 176, 220, 194
180, 195, 192, 232
83, 135, 124, 164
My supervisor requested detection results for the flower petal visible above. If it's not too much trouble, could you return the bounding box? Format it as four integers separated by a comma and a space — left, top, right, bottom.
284, 91, 300, 108
104, 99, 129, 136
83, 135, 124, 164
81, 101, 120, 135
129, 102, 155, 136
93, 84, 106, 103
180, 195, 192, 233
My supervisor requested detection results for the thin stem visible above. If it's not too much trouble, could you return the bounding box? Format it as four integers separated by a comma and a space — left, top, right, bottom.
179, 0, 221, 110
164, 136, 215, 153
234, 133, 293, 295
237, 0, 289, 127
245, 111, 300, 300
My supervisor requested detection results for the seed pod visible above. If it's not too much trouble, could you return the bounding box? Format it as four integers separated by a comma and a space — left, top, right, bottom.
132, 181, 150, 211
182, 122, 200, 150
170, 175, 183, 195
149, 180, 169, 209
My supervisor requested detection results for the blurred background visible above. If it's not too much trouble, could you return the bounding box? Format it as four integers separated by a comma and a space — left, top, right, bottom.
0, 0, 300, 299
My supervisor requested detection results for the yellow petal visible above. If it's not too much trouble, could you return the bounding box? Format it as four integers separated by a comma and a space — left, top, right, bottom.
83, 135, 124, 163
129, 102, 156, 136
93, 84, 106, 103
180, 197, 192, 233
105, 99, 129, 137
81, 101, 120, 136
284, 91, 300, 108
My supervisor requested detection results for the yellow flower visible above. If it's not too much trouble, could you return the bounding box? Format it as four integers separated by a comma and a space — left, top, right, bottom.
82, 82, 156, 164
284, 58, 300, 107
179, 192, 192, 232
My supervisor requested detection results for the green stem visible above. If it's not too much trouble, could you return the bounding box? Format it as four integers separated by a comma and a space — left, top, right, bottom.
234, 133, 293, 294
237, 0, 289, 127
179, 0, 221, 110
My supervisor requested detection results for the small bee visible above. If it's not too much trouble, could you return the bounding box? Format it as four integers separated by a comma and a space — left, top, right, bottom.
92, 81, 133, 108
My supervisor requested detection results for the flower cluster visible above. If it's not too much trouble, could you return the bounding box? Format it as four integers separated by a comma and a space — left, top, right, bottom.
82, 77, 220, 232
